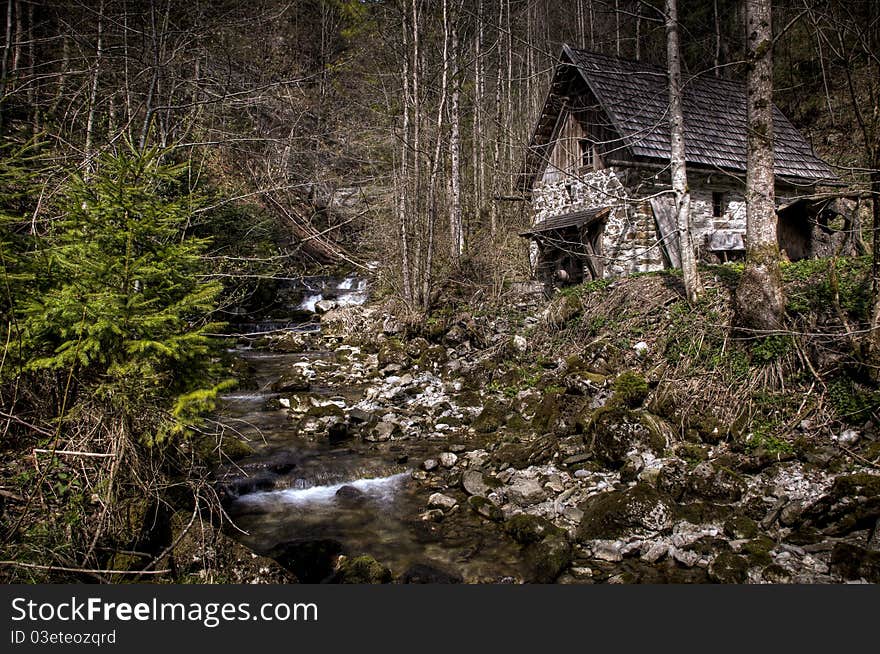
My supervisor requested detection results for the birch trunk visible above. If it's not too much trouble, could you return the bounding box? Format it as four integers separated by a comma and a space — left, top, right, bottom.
449, 6, 463, 260
666, 0, 702, 303
84, 0, 105, 169
735, 0, 785, 330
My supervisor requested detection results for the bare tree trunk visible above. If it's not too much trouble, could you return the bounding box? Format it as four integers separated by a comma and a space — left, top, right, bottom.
615, 0, 621, 56
1, 0, 13, 128
399, 5, 413, 304
11, 0, 19, 72
490, 0, 504, 235
713, 0, 722, 76
84, 0, 105, 168
666, 0, 702, 303
636, 1, 642, 60
735, 0, 785, 330
473, 0, 485, 239
423, 0, 451, 307
449, 4, 463, 260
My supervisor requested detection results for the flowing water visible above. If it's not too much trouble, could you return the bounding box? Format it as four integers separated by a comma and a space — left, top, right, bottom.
215, 276, 526, 582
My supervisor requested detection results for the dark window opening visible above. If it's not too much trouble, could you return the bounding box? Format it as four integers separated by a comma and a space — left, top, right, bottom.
712, 192, 726, 218
579, 139, 594, 170
564, 181, 574, 201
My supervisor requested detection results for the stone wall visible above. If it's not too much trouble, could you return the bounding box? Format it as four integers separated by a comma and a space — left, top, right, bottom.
529, 167, 821, 279
531, 168, 665, 278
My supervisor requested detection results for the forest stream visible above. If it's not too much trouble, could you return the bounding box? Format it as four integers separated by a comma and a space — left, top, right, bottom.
214, 275, 527, 583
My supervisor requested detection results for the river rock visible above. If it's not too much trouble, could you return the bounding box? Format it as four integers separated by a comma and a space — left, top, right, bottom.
506, 477, 547, 507
468, 495, 503, 521
366, 421, 400, 442
439, 452, 458, 468
327, 418, 353, 444
332, 555, 392, 584
577, 484, 675, 541
314, 299, 338, 314
270, 369, 311, 392
335, 485, 366, 503
524, 533, 571, 583
428, 492, 458, 511
462, 470, 489, 496
504, 514, 563, 544
422, 458, 439, 472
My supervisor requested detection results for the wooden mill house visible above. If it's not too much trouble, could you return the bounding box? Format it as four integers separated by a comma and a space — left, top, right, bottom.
519, 46, 847, 286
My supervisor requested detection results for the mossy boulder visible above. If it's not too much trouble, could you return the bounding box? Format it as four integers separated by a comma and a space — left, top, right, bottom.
577, 484, 675, 541
378, 338, 409, 368
544, 292, 582, 329
473, 399, 508, 433
492, 434, 558, 468
194, 435, 255, 465
583, 407, 668, 469
531, 390, 564, 433
830, 543, 880, 582
741, 536, 775, 567
611, 371, 649, 408
723, 515, 759, 540
684, 462, 746, 504
708, 551, 749, 584
332, 555, 393, 584
798, 473, 880, 535
524, 533, 572, 583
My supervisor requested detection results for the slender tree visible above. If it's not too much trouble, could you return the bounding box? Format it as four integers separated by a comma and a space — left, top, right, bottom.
666, 0, 703, 303
735, 0, 785, 330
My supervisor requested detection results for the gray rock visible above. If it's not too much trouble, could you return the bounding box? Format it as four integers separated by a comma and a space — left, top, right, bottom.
506, 478, 547, 506
427, 493, 458, 511
439, 452, 458, 468
314, 299, 338, 314
422, 459, 439, 472
366, 421, 400, 442
462, 470, 490, 496
592, 540, 624, 562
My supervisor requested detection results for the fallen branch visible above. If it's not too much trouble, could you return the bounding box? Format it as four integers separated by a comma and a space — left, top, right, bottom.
0, 561, 170, 575
0, 410, 54, 438
32, 448, 115, 458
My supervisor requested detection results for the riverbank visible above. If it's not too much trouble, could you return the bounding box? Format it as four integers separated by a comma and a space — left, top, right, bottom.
213, 257, 880, 583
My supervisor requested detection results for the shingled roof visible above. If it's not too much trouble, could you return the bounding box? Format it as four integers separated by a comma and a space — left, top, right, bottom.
522, 46, 836, 190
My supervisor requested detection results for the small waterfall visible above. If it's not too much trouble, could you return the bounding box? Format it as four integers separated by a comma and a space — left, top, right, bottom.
298, 293, 323, 312
237, 472, 409, 506
337, 277, 356, 290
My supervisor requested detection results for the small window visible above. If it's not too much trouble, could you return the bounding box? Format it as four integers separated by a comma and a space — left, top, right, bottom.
579, 139, 594, 170
712, 192, 726, 218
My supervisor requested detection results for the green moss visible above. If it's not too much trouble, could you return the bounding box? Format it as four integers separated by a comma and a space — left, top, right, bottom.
334, 555, 392, 584
742, 535, 775, 567
612, 371, 648, 408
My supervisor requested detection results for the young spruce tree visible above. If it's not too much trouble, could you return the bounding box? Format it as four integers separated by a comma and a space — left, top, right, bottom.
22, 146, 226, 444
